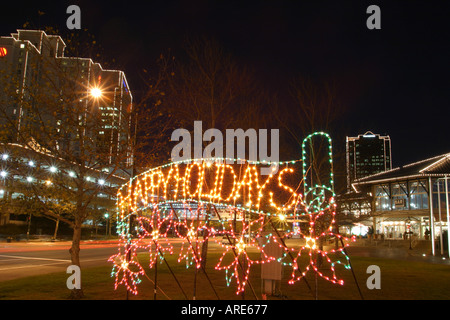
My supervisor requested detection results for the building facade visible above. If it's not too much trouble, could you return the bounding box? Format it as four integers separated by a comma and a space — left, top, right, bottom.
0, 143, 126, 227
0, 30, 133, 230
346, 131, 392, 191
0, 29, 134, 167
352, 153, 450, 256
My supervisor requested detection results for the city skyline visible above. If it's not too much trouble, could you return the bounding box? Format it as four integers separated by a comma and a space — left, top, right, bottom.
1, 2, 448, 169
0, 2, 449, 303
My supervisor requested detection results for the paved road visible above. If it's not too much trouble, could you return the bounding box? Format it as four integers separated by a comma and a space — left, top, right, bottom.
0, 241, 120, 282
1, 238, 448, 283
0, 238, 225, 282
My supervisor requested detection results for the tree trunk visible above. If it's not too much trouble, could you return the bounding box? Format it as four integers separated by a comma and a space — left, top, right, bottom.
200, 218, 210, 270
53, 218, 59, 240
68, 217, 84, 299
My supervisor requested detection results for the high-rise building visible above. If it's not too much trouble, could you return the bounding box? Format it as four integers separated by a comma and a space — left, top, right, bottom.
0, 30, 133, 228
0, 29, 133, 167
346, 131, 392, 191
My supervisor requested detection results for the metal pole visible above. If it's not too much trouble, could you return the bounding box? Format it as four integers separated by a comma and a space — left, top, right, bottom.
340, 237, 364, 300
153, 210, 158, 300
211, 205, 257, 299
154, 254, 158, 300
268, 218, 315, 298
407, 218, 412, 250
26, 211, 32, 242
438, 181, 443, 255
170, 203, 220, 299
428, 177, 435, 256
445, 176, 450, 259
193, 206, 201, 300
126, 216, 131, 300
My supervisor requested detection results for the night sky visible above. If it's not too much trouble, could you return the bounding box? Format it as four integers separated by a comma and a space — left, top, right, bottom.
1, 1, 449, 167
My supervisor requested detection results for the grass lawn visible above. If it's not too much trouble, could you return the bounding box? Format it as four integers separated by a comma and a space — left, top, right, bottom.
0, 251, 449, 300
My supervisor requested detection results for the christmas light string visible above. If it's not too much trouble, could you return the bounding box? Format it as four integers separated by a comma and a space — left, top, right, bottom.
273, 133, 354, 287
134, 209, 175, 267
212, 211, 274, 295
108, 242, 144, 295
109, 132, 355, 297
173, 202, 207, 269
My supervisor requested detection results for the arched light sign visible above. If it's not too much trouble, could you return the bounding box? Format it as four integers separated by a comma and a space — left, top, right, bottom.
109, 132, 356, 297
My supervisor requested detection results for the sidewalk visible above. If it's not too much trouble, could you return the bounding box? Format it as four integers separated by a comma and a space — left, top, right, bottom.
346, 243, 450, 266
0, 238, 120, 252
1, 237, 449, 265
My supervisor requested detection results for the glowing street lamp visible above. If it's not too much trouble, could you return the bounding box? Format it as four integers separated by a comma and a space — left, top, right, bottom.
276, 213, 288, 232
90, 87, 102, 99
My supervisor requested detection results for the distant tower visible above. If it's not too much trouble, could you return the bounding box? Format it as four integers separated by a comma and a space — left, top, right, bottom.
346, 131, 392, 191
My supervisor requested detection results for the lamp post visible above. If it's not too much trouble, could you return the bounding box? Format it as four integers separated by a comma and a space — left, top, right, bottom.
26, 211, 32, 242
406, 218, 412, 250
104, 213, 109, 236
436, 176, 450, 258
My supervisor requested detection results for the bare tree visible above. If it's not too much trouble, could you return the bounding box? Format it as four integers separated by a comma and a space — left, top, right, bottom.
160, 36, 269, 269
271, 77, 351, 269
0, 29, 132, 298
132, 55, 179, 169
273, 77, 348, 192
164, 36, 261, 131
